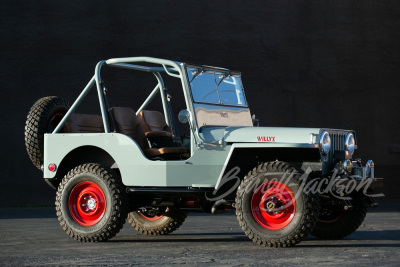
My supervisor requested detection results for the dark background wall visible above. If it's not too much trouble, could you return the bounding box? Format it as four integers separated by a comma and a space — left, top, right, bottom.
1, 1, 399, 207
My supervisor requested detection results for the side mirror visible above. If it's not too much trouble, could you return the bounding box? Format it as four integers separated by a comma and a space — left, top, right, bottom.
252, 114, 259, 127
178, 109, 190, 124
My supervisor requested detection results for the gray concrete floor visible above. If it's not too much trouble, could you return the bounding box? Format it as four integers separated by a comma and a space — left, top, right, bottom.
0, 200, 399, 266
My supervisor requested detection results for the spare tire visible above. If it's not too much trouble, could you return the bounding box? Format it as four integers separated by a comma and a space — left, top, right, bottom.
25, 96, 70, 170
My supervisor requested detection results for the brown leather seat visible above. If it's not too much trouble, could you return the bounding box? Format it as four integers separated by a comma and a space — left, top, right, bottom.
138, 109, 189, 154
64, 114, 104, 133
111, 107, 186, 159
138, 110, 173, 138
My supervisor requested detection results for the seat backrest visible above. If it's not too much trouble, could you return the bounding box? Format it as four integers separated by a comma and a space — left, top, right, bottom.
111, 107, 149, 151
138, 110, 171, 134
64, 114, 104, 133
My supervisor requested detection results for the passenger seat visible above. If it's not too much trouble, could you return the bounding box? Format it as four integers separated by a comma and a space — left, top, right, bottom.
111, 107, 186, 159
138, 110, 185, 149
138, 110, 173, 138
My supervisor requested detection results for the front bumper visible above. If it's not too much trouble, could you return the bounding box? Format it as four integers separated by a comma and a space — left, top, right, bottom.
332, 177, 383, 191
330, 159, 383, 193
351, 164, 374, 180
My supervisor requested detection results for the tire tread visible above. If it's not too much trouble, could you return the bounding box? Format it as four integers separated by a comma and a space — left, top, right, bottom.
25, 96, 70, 169
128, 208, 187, 236
55, 163, 127, 242
235, 161, 320, 247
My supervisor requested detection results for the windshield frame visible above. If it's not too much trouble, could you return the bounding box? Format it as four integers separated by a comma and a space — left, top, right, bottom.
184, 64, 249, 108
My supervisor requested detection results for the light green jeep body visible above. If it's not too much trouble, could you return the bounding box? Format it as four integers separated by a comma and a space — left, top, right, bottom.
43, 57, 375, 192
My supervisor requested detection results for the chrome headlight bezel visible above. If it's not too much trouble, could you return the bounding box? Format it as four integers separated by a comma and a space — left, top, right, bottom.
319, 131, 331, 155
345, 133, 355, 154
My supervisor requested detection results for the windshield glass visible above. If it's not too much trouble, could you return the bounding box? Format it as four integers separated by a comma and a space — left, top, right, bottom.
186, 67, 247, 107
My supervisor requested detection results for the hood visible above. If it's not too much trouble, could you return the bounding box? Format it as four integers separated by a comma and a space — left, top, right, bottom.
223, 126, 321, 144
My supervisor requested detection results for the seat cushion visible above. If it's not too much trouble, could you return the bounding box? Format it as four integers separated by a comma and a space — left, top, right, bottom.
145, 131, 173, 138
144, 147, 187, 158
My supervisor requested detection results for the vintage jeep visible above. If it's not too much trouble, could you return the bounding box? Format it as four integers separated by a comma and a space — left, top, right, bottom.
25, 57, 382, 247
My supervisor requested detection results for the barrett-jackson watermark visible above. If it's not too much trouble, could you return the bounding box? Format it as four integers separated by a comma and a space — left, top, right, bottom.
206, 166, 384, 202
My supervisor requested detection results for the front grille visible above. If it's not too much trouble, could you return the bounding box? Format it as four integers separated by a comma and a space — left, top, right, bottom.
330, 133, 346, 153
326, 131, 350, 170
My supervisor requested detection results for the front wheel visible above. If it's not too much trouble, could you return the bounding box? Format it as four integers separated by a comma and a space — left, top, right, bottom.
311, 193, 368, 239
55, 164, 127, 242
235, 162, 320, 247
128, 207, 187, 235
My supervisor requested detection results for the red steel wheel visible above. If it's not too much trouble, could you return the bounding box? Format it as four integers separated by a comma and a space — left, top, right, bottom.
68, 181, 107, 226
138, 207, 167, 221
311, 193, 368, 239
251, 181, 296, 230
318, 210, 345, 223
236, 162, 320, 247
128, 207, 187, 235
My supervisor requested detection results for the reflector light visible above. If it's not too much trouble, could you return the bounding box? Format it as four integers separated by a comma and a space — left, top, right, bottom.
48, 163, 56, 172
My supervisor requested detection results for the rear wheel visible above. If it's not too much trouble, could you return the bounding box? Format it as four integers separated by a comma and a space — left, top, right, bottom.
311, 193, 367, 239
128, 207, 187, 235
55, 164, 127, 242
25, 96, 70, 169
235, 161, 320, 247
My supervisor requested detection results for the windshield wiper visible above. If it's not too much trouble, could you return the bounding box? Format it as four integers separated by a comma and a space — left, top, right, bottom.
217, 73, 231, 86
190, 69, 204, 83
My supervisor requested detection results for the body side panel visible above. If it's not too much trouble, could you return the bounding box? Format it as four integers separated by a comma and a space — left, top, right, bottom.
44, 133, 230, 187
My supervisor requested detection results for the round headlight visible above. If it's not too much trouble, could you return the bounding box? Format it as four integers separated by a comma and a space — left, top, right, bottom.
345, 133, 355, 154
319, 131, 331, 155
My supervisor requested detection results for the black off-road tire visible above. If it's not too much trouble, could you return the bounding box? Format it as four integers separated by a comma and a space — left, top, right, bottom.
55, 164, 127, 242
311, 193, 368, 239
235, 161, 320, 248
128, 207, 187, 235
25, 96, 70, 169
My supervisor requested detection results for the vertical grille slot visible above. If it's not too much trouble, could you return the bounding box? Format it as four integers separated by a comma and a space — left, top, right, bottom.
329, 132, 346, 153
327, 132, 347, 167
